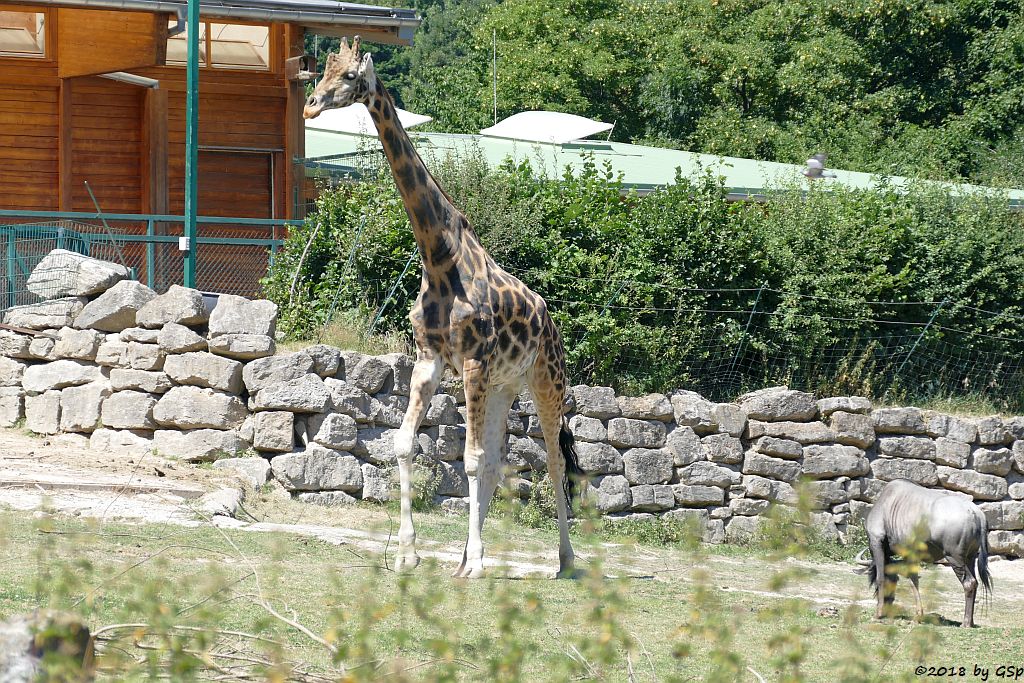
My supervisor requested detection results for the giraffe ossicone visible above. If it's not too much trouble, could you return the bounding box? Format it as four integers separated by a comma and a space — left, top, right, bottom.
304, 37, 583, 579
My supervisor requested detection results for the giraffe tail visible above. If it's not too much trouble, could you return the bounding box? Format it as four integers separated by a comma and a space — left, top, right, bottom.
558, 419, 584, 511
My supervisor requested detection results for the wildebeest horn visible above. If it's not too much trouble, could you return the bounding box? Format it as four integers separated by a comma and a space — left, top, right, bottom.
854, 547, 872, 566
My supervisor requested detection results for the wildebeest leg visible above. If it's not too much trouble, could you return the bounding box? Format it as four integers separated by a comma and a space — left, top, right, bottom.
870, 537, 895, 619
952, 561, 978, 628
909, 572, 923, 620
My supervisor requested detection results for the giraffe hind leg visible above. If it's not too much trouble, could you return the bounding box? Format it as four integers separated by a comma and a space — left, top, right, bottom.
528, 373, 577, 579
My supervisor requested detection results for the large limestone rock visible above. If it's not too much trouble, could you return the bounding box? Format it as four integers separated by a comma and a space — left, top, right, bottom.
572, 385, 620, 419
872, 407, 926, 434
26, 249, 130, 298
423, 394, 459, 426
164, 352, 243, 394
925, 412, 977, 443
0, 357, 26, 387
109, 368, 172, 394
978, 501, 1024, 531
828, 411, 875, 448
665, 426, 703, 466
252, 374, 331, 413
742, 451, 801, 482
59, 381, 112, 432
676, 461, 739, 488
22, 360, 103, 393
208, 333, 275, 360
101, 390, 157, 430
213, 457, 271, 488
4, 297, 86, 330
361, 463, 392, 502
750, 436, 802, 460
622, 448, 674, 485
136, 284, 209, 329
157, 323, 207, 353
120, 327, 159, 343
0, 330, 32, 359
968, 447, 1013, 476
569, 414, 607, 442
937, 466, 1007, 501
935, 437, 970, 468
307, 412, 358, 451
606, 417, 666, 448
253, 411, 295, 452
801, 444, 869, 478
242, 352, 315, 393
746, 420, 833, 444
630, 484, 675, 511
53, 327, 104, 361
817, 396, 871, 416
870, 457, 938, 486
575, 441, 623, 474
673, 483, 725, 507
737, 386, 817, 422
25, 391, 61, 434
594, 475, 631, 513
73, 280, 156, 332
0, 387, 24, 427
976, 416, 1013, 446
988, 530, 1024, 557
616, 393, 673, 421
307, 344, 344, 379
346, 355, 392, 394
27, 337, 57, 361
208, 294, 277, 337
325, 378, 373, 422
153, 429, 245, 461
126, 342, 164, 371
153, 386, 247, 429
352, 427, 399, 465
877, 435, 936, 460
669, 391, 715, 433
700, 433, 743, 464
270, 445, 363, 491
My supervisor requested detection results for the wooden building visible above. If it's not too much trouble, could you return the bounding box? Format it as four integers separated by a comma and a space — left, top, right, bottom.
0, 0, 418, 222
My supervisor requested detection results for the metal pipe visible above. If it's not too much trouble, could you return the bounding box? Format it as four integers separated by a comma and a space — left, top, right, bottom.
18, 0, 420, 30
168, 5, 185, 36
99, 71, 160, 88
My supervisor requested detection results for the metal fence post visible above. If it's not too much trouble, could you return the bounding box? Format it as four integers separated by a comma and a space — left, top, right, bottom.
146, 219, 155, 290
5, 229, 14, 310
896, 300, 948, 379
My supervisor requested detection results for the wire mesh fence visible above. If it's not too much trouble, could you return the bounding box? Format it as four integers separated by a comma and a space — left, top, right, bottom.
0, 214, 287, 318
343, 255, 1024, 408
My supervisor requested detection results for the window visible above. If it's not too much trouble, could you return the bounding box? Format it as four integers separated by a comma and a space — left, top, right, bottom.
167, 20, 269, 70
0, 11, 45, 57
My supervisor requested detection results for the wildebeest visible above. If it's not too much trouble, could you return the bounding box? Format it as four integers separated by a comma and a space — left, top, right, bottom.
859, 479, 992, 627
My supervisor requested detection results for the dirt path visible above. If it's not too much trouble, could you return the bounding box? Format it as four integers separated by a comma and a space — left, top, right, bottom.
3, 426, 1024, 628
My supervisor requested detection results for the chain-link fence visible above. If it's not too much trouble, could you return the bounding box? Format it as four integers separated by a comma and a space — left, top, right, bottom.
0, 213, 288, 317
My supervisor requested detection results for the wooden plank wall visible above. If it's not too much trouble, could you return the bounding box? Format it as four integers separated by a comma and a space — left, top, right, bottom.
70, 77, 143, 213
1, 9, 297, 222
0, 53, 59, 210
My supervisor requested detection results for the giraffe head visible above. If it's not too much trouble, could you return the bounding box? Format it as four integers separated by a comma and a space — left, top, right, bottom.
303, 36, 376, 119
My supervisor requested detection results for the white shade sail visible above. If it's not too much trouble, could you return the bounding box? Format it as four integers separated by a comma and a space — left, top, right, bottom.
480, 111, 613, 144
305, 103, 432, 135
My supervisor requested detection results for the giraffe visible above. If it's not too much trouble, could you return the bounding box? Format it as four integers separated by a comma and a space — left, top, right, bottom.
303, 38, 583, 579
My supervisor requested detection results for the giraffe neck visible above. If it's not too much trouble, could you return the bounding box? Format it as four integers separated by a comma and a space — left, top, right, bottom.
367, 79, 470, 271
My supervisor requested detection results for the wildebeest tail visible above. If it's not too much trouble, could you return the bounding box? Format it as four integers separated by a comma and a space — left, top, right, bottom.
978, 525, 993, 595
559, 418, 583, 509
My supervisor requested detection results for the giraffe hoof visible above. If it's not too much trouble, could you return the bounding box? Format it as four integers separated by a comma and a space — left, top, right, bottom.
555, 566, 585, 580
454, 564, 486, 579
394, 552, 421, 572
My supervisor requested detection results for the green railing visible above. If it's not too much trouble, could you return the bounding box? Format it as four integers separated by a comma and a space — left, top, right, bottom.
0, 210, 295, 312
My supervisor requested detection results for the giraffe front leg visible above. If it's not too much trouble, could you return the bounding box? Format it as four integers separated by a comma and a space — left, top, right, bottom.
393, 351, 443, 572
455, 358, 490, 579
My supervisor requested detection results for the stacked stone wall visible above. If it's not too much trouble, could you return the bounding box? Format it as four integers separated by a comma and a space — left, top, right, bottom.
2, 252, 1023, 557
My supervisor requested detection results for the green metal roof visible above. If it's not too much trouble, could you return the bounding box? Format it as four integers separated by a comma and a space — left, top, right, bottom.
304, 128, 1024, 207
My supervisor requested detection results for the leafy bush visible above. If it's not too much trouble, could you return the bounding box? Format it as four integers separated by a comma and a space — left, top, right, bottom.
265, 151, 1024, 405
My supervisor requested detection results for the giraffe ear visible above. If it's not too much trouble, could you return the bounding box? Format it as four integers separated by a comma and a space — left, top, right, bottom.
359, 52, 374, 75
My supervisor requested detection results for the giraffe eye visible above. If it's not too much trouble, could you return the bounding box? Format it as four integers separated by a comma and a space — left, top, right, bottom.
344, 71, 356, 80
